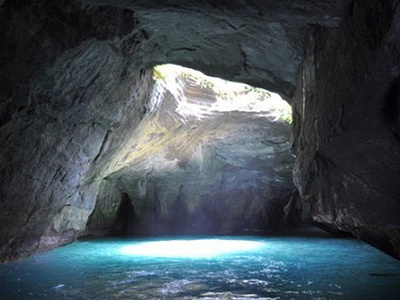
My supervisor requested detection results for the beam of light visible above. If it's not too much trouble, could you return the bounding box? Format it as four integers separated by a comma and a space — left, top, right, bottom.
119, 239, 263, 258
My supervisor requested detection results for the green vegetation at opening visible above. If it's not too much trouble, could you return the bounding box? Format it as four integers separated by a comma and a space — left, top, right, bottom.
153, 64, 292, 124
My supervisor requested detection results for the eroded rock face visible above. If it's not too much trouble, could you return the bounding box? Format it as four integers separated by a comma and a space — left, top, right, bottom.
82, 0, 352, 98
85, 75, 299, 236
0, 1, 154, 261
291, 0, 400, 259
0, 43, 153, 261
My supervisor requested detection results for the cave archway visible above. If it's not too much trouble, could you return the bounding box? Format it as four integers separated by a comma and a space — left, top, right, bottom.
85, 64, 300, 236
1, 0, 400, 261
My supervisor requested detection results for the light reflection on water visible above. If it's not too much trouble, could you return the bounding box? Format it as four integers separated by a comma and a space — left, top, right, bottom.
0, 228, 400, 299
119, 239, 263, 258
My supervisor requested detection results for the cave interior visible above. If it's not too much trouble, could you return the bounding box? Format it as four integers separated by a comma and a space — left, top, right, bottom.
1, 0, 400, 265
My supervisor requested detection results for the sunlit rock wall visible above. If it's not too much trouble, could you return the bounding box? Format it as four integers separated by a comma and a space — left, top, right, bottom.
0, 1, 154, 261
86, 74, 300, 236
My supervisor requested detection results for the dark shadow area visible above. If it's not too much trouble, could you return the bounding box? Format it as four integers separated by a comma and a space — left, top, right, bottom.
112, 193, 136, 236
385, 78, 400, 138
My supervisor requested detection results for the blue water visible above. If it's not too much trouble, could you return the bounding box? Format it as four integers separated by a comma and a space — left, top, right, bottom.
0, 228, 399, 299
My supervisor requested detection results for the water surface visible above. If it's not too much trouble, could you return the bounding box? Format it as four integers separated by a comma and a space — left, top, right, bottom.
0, 228, 399, 299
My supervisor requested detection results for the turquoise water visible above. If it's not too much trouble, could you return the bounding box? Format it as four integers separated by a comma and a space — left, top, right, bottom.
0, 229, 400, 299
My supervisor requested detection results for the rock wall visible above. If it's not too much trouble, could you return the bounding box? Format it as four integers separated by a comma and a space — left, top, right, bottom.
292, 0, 400, 259
0, 1, 154, 261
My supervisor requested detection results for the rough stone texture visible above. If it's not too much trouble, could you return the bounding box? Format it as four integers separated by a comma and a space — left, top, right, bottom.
292, 0, 400, 259
0, 0, 316, 261
0, 48, 153, 261
0, 1, 154, 261
3, 0, 400, 262
84, 0, 350, 27
81, 0, 352, 97
85, 76, 299, 236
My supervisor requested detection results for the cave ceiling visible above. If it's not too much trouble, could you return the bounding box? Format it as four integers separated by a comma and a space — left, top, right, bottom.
79, 0, 353, 99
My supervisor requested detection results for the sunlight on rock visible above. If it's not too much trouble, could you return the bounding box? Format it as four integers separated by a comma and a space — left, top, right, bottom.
119, 239, 263, 258
92, 63, 296, 236
153, 64, 292, 123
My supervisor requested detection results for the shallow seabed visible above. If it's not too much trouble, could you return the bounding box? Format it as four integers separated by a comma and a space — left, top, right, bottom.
0, 228, 399, 299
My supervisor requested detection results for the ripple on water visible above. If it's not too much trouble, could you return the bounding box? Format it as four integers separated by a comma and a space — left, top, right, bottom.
0, 230, 400, 299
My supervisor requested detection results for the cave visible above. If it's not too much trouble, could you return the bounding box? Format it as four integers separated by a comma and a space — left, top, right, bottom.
84, 63, 297, 237
1, 0, 400, 298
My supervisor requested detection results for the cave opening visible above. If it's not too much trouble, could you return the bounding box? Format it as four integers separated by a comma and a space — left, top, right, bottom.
85, 63, 300, 238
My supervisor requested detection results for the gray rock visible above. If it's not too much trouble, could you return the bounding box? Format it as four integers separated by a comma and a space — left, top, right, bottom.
85, 75, 297, 235
291, 0, 400, 259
